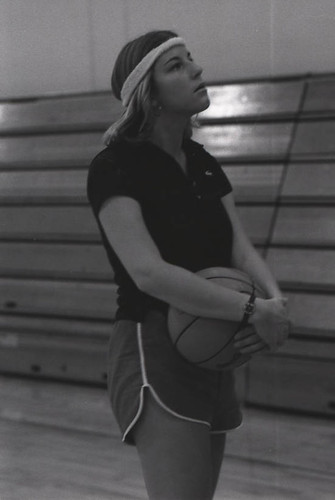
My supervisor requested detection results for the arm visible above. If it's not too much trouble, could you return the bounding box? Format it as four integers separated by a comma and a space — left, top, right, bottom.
99, 195, 249, 322
221, 192, 290, 351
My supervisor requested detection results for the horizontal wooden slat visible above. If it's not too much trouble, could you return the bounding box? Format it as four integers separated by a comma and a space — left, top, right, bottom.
0, 242, 113, 280
0, 278, 117, 320
286, 292, 335, 337
281, 163, 335, 202
278, 338, 335, 360
266, 248, 335, 291
272, 207, 335, 246
0, 311, 112, 382
0, 330, 109, 383
193, 122, 293, 160
247, 354, 335, 416
291, 120, 335, 158
0, 314, 112, 339
0, 206, 100, 241
224, 164, 283, 202
303, 78, 335, 114
0, 313, 111, 381
0, 169, 87, 204
274, 206, 335, 247
237, 206, 274, 245
0, 132, 102, 168
0, 94, 121, 135
199, 80, 303, 120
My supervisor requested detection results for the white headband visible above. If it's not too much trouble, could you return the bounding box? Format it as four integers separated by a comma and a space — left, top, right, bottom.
120, 37, 185, 107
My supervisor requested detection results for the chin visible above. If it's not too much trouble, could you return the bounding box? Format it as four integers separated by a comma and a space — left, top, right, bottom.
194, 96, 210, 113
199, 97, 211, 112
174, 94, 210, 116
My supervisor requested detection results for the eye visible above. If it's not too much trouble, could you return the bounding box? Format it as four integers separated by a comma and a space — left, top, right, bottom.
170, 61, 183, 71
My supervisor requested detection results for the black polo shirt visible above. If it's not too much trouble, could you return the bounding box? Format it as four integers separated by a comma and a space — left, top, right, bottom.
87, 138, 233, 321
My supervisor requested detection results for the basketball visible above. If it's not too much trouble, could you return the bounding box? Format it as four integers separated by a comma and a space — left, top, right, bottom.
168, 267, 266, 371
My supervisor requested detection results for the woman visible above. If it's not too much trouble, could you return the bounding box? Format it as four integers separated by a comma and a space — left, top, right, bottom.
87, 30, 290, 500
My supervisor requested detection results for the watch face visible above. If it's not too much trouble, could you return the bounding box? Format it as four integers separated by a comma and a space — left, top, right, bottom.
245, 302, 255, 315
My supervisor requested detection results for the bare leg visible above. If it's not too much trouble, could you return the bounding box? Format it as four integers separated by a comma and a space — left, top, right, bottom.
210, 433, 226, 497
132, 389, 215, 500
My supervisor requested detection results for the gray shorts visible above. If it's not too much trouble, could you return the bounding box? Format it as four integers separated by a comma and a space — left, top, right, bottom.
107, 310, 242, 445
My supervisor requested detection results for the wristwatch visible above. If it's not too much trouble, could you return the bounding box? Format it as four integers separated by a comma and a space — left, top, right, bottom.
237, 285, 256, 331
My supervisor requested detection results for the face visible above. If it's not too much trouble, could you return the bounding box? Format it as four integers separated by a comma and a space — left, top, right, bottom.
151, 44, 210, 116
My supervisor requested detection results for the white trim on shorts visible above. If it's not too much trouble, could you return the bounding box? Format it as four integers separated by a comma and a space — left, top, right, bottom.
122, 323, 241, 443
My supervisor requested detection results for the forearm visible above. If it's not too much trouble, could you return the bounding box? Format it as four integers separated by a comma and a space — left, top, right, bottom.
138, 261, 247, 322
232, 241, 283, 299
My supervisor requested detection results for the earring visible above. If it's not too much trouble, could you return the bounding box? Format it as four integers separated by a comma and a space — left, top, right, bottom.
153, 103, 162, 116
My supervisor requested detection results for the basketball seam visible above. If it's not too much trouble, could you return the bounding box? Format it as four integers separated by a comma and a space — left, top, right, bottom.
193, 333, 236, 365
174, 274, 251, 350
206, 275, 263, 295
174, 316, 200, 347
172, 271, 261, 368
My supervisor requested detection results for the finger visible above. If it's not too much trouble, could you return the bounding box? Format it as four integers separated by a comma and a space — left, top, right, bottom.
234, 332, 258, 347
250, 343, 268, 355
234, 326, 255, 341
234, 333, 266, 350
236, 341, 267, 355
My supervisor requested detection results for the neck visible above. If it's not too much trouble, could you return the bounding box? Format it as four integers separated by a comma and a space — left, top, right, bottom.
149, 113, 189, 161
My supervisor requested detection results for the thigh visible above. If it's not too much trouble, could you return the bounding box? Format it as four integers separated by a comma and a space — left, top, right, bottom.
132, 389, 214, 500
210, 433, 226, 496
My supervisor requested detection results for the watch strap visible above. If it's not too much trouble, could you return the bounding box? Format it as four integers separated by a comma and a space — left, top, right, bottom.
236, 285, 256, 332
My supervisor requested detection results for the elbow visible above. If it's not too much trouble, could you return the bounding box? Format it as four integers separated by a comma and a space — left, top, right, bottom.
130, 261, 162, 294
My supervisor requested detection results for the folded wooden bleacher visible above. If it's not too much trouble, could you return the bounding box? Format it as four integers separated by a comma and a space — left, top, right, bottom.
0, 73, 334, 418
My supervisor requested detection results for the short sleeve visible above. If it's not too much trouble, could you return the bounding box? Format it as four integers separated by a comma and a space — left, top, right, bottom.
86, 151, 142, 216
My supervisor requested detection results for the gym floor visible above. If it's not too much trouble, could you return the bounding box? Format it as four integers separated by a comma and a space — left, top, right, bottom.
0, 375, 334, 500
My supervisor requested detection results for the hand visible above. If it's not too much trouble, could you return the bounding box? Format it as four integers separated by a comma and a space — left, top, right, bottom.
250, 297, 291, 352
233, 325, 268, 355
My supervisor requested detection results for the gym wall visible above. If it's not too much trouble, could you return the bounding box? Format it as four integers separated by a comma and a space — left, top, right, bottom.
1, 0, 335, 99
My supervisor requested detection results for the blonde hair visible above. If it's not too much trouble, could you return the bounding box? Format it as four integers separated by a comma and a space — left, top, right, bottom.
103, 71, 154, 145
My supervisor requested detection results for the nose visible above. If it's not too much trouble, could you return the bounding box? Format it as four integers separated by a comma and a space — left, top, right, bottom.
190, 61, 203, 79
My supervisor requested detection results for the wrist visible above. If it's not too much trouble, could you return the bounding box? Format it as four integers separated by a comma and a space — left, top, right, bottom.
248, 297, 265, 325
237, 286, 257, 329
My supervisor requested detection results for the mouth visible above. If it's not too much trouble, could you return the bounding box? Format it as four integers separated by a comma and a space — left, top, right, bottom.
194, 82, 207, 92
